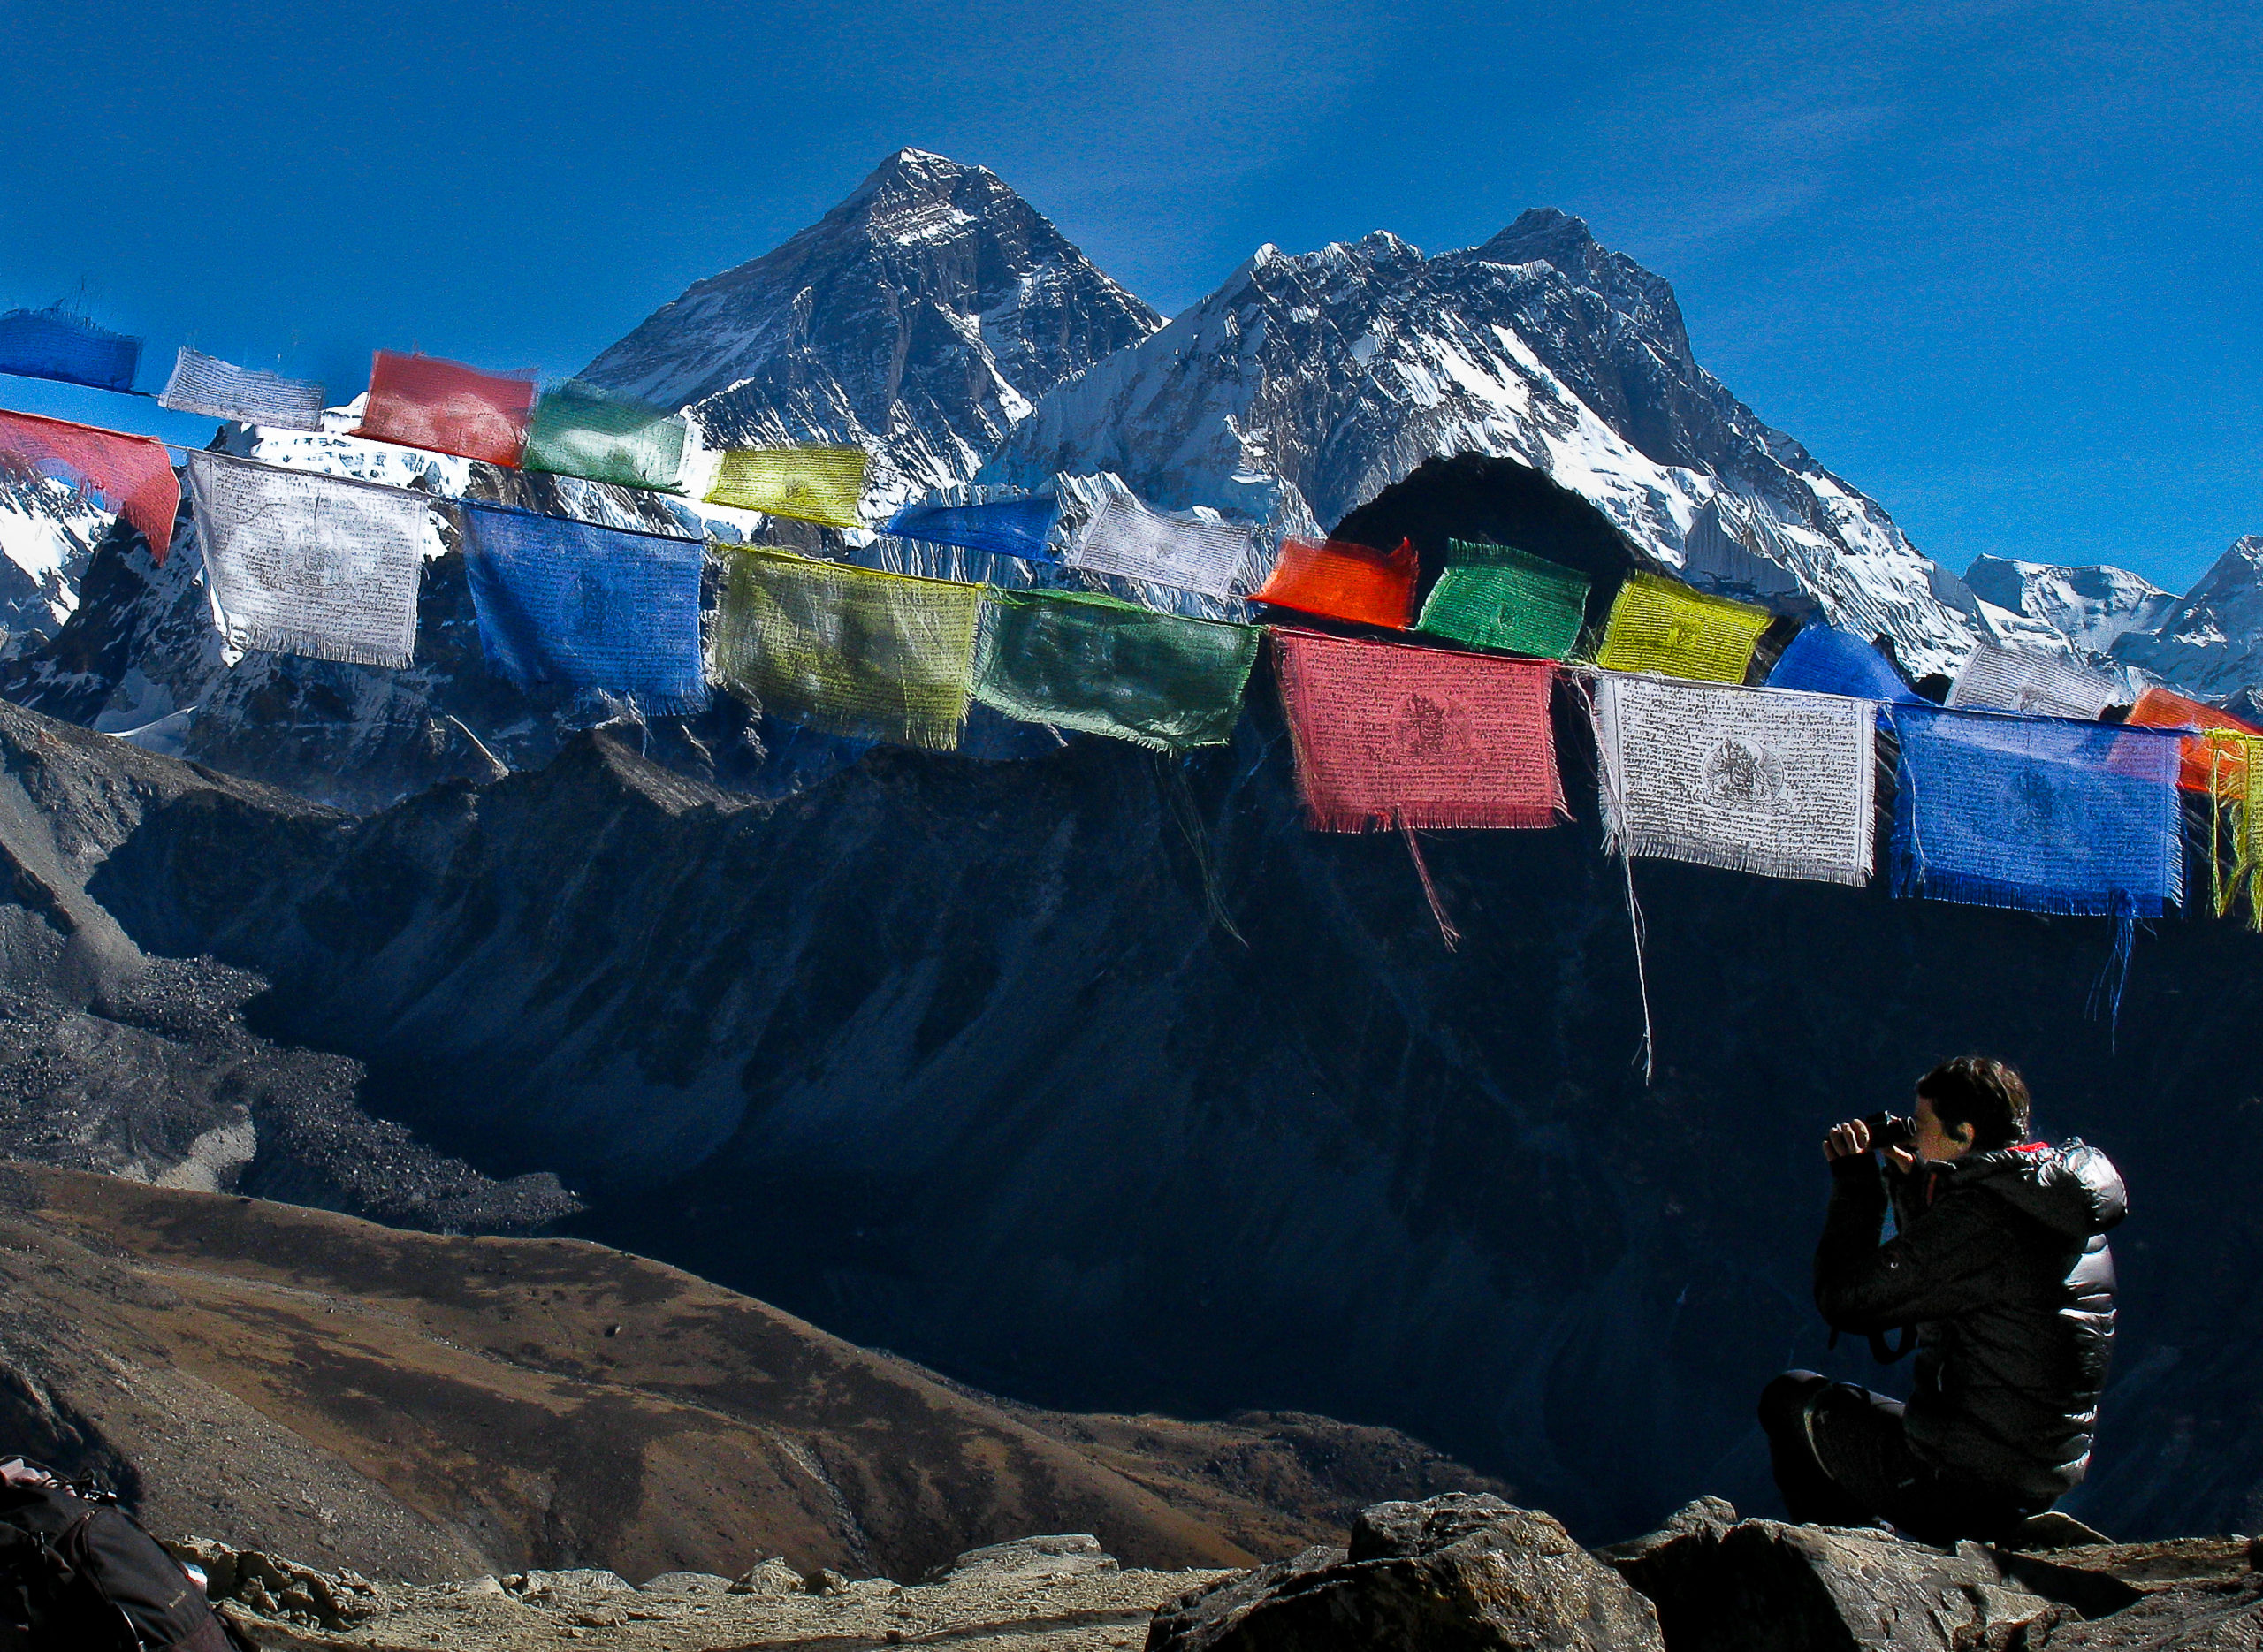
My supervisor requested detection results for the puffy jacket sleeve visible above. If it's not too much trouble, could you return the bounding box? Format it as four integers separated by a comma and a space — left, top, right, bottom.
1814, 1154, 2004, 1332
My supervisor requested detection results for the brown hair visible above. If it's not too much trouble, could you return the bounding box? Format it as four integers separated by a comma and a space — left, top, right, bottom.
1916, 1057, 2032, 1151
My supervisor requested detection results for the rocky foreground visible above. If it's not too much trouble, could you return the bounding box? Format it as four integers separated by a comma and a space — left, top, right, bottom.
182, 1494, 2263, 1652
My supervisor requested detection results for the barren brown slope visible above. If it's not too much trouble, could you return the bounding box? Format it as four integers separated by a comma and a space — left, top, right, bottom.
0, 1164, 1497, 1587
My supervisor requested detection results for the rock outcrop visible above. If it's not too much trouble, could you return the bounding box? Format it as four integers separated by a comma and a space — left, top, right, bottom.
1608, 1497, 2263, 1652
1147, 1493, 1663, 1651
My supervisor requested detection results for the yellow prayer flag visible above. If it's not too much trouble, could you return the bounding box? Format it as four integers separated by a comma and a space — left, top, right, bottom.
704, 445, 869, 528
713, 547, 980, 750
2202, 730, 2263, 929
1595, 572, 1772, 683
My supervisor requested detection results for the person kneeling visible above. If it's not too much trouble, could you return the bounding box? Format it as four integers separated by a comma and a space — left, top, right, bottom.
1758, 1057, 2126, 1544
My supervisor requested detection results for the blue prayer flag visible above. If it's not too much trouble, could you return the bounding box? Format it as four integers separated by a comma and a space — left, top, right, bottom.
1767, 625, 1921, 704
884, 496, 1060, 561
0, 308, 142, 393
1887, 704, 2183, 917
459, 502, 710, 715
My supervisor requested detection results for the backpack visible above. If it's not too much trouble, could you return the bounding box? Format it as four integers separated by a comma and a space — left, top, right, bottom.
0, 1460, 246, 1651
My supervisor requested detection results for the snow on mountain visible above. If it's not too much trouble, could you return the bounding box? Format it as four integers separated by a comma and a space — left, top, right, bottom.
1963, 555, 2181, 658
0, 470, 105, 651
982, 209, 1985, 680
579, 148, 1162, 523
2112, 536, 2263, 698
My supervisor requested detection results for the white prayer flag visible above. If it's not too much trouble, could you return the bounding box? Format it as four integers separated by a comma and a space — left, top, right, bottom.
187, 452, 427, 669
1594, 674, 1877, 886
1947, 641, 2118, 720
1063, 491, 1254, 598
158, 348, 327, 431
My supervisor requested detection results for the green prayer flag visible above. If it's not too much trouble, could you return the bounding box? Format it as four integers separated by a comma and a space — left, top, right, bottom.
973, 589, 1261, 751
714, 547, 980, 750
522, 380, 687, 491
1414, 539, 1590, 659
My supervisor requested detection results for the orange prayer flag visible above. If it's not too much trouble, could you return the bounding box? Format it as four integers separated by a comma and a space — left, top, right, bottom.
1255, 537, 1418, 629
2126, 685, 2262, 794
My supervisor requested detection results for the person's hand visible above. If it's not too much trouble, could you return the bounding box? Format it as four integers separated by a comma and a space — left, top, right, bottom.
1824, 1118, 1872, 1161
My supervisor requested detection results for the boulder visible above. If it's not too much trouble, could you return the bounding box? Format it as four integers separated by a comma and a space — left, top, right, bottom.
640, 1570, 736, 1595
728, 1557, 806, 1595
1146, 1493, 1664, 1651
927, 1533, 1120, 1586
1608, 1503, 2068, 1652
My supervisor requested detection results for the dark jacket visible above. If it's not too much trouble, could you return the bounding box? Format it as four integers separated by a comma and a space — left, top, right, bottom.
1815, 1140, 2125, 1503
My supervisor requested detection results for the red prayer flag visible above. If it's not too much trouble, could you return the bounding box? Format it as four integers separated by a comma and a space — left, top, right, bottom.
1272, 628, 1566, 831
2126, 684, 2262, 793
354, 351, 537, 467
1255, 537, 1418, 628
0, 407, 178, 564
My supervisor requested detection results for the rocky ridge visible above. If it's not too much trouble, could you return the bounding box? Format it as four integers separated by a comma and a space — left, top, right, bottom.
1, 1161, 1503, 1589
166, 1493, 2263, 1651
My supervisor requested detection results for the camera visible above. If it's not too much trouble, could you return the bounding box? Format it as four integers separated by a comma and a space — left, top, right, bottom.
1861, 1110, 1916, 1149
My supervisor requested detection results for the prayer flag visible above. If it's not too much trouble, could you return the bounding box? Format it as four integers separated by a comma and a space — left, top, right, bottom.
2123, 684, 2260, 794
2196, 729, 2263, 927
522, 380, 688, 491
714, 548, 980, 749
1946, 641, 2117, 719
354, 351, 537, 467
1594, 674, 1876, 886
1595, 572, 1771, 682
1765, 625, 1921, 704
0, 407, 179, 563
1254, 537, 1418, 629
1414, 540, 1589, 659
156, 348, 326, 431
972, 590, 1260, 751
187, 452, 426, 668
459, 502, 708, 714
886, 496, 1060, 561
1063, 491, 1253, 598
704, 445, 868, 528
1271, 628, 1565, 831
0, 308, 141, 393
1886, 704, 2183, 917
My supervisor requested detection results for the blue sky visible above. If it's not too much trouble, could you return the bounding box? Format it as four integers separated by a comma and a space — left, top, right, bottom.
3, 0, 2256, 590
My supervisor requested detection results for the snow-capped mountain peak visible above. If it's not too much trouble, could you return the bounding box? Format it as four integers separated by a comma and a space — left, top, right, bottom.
1962, 554, 2180, 658
578, 148, 1162, 521
2112, 536, 2263, 697
982, 207, 1985, 677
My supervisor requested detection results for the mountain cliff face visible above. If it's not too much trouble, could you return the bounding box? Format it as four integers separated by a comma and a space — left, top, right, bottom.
981, 209, 1983, 679
579, 148, 1162, 518
0, 470, 103, 652
2110, 537, 2263, 697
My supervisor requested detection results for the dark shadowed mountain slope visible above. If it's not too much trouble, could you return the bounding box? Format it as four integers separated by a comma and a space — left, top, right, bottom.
60, 602, 2263, 1551
0, 699, 571, 1228
0, 1163, 1496, 1584
580, 148, 1162, 516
